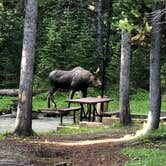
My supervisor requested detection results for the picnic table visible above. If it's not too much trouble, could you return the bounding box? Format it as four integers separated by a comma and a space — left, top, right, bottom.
66, 97, 113, 122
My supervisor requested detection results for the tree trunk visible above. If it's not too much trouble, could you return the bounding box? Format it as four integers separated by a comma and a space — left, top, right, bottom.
119, 29, 131, 125
96, 0, 105, 98
146, 3, 161, 132
14, 0, 38, 136
96, 0, 103, 56
104, 0, 113, 57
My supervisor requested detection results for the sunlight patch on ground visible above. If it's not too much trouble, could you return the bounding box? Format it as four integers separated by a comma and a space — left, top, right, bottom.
29, 125, 149, 147
31, 135, 138, 147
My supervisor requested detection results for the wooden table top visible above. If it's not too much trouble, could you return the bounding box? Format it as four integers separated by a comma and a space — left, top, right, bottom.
66, 97, 113, 104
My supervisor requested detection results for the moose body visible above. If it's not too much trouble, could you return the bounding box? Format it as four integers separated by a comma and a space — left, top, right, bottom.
47, 67, 102, 108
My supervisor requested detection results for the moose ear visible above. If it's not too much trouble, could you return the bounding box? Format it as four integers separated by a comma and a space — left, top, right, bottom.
95, 67, 100, 74
90, 68, 95, 75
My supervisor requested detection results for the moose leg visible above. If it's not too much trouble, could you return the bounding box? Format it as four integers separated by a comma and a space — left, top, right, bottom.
81, 89, 89, 117
68, 90, 76, 107
47, 94, 51, 108
81, 89, 87, 98
47, 87, 56, 108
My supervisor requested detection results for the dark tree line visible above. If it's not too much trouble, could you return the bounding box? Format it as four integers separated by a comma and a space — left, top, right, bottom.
0, 0, 165, 92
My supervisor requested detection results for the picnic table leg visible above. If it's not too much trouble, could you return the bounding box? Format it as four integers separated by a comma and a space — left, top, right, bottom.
88, 104, 91, 121
73, 110, 76, 123
80, 104, 84, 121
100, 115, 103, 122
92, 104, 96, 122
99, 102, 104, 122
60, 113, 63, 125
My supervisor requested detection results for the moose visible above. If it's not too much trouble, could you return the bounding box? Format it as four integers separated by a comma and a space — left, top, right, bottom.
47, 66, 102, 108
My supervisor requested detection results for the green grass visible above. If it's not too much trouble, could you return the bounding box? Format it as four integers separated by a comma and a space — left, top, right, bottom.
122, 148, 166, 166
108, 89, 166, 114
53, 125, 110, 135
130, 90, 150, 115
0, 96, 17, 110
0, 89, 166, 115
122, 125, 166, 166
41, 122, 121, 135
0, 131, 14, 139
145, 124, 166, 140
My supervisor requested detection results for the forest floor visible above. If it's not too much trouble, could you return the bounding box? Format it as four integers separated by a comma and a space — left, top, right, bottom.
0, 124, 143, 166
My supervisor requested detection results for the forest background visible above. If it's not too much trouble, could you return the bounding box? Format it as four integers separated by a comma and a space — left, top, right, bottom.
0, 0, 165, 94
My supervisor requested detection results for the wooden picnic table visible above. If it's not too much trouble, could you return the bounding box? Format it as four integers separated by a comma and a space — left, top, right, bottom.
66, 97, 113, 122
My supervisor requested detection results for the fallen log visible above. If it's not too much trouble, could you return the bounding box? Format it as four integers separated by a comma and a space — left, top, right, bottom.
0, 89, 47, 96
0, 89, 19, 96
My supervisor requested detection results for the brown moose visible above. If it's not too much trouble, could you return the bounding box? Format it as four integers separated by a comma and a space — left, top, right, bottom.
47, 67, 102, 108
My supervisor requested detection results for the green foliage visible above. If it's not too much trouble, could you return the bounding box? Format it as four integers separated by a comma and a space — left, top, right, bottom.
0, 0, 165, 93
35, 0, 100, 84
1, 89, 165, 115
32, 92, 69, 110
0, 96, 17, 110
0, 1, 23, 88
115, 0, 152, 33
130, 46, 150, 89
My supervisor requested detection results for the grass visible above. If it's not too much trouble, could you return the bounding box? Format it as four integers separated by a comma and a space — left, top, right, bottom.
40, 121, 121, 135
0, 131, 14, 139
122, 148, 166, 166
122, 125, 166, 166
0, 122, 121, 138
0, 96, 17, 110
50, 124, 111, 135
130, 90, 150, 115
144, 124, 166, 140
0, 88, 166, 115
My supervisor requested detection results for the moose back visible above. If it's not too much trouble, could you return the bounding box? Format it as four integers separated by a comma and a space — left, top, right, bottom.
47, 67, 102, 108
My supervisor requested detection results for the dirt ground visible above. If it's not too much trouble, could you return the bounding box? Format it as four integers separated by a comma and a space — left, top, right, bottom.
0, 125, 140, 166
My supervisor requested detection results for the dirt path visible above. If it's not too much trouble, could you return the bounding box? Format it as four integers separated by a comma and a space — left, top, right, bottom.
0, 138, 127, 166
0, 126, 138, 166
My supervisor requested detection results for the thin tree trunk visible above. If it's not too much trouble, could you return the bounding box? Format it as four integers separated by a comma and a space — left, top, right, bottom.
96, 0, 105, 99
104, 0, 113, 57
96, 0, 103, 56
119, 29, 131, 125
101, 0, 114, 98
146, 3, 161, 132
14, 0, 38, 136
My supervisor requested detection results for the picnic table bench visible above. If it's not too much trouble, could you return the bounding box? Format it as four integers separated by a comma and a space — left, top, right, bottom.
101, 111, 119, 117
58, 107, 81, 125
39, 107, 81, 125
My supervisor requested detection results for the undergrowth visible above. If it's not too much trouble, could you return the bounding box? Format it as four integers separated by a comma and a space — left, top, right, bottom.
122, 124, 166, 166
0, 88, 166, 115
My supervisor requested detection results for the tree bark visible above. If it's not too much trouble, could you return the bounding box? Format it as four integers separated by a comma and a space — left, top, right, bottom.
14, 0, 38, 136
119, 29, 131, 125
146, 3, 161, 132
96, 0, 103, 56
104, 0, 113, 57
96, 0, 105, 98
